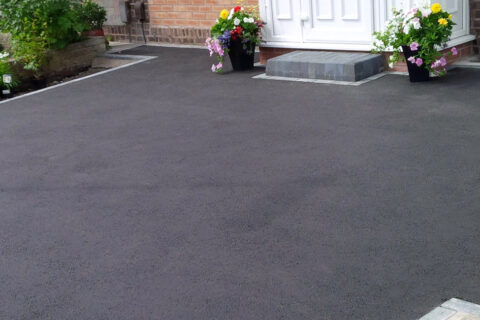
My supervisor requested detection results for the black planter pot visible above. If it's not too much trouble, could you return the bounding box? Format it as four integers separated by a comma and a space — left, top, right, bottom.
228, 38, 255, 71
402, 45, 430, 82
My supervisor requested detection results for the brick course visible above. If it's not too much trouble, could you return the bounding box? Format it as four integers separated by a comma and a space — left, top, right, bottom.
102, 0, 258, 44
471, 0, 480, 53
102, 0, 480, 54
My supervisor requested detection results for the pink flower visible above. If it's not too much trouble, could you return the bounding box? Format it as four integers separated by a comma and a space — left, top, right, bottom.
440, 57, 447, 67
412, 8, 418, 13
407, 56, 416, 64
410, 42, 419, 51
216, 62, 223, 69
431, 57, 448, 69
211, 64, 216, 72
451, 47, 458, 56
212, 40, 220, 54
415, 58, 423, 67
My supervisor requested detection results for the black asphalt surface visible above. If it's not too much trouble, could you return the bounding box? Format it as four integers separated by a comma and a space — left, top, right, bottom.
1, 46, 480, 320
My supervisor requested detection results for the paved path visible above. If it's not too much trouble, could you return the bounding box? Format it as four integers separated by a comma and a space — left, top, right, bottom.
1, 46, 480, 320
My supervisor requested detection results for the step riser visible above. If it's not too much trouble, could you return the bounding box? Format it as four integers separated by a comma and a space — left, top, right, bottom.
266, 51, 385, 82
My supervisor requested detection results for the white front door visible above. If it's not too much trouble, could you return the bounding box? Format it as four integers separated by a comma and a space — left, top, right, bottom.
263, 0, 303, 42
260, 0, 472, 49
301, 0, 374, 45
263, 0, 374, 45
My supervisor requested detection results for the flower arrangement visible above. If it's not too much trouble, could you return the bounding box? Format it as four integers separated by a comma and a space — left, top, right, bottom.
373, 2, 457, 75
206, 1, 263, 72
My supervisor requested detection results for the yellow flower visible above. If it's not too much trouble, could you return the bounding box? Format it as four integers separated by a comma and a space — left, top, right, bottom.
438, 18, 448, 26
431, 3, 442, 13
219, 9, 229, 19
448, 14, 452, 20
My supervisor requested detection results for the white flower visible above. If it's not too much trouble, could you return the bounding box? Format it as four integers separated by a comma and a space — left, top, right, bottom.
228, 8, 234, 20
234, 18, 241, 26
405, 10, 415, 20
243, 17, 249, 23
249, 17, 255, 23
0, 51, 9, 59
413, 20, 421, 30
414, 0, 430, 9
419, 4, 431, 17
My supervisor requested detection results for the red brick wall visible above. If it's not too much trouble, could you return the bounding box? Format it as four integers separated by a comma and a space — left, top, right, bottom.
104, 0, 258, 44
104, 0, 480, 52
149, 0, 258, 28
471, 0, 480, 53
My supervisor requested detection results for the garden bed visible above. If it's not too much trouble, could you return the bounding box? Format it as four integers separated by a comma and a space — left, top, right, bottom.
0, 0, 108, 97
0, 52, 139, 101
8, 36, 106, 91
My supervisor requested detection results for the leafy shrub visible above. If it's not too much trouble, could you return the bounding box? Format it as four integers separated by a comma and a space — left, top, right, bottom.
0, 0, 106, 74
76, 0, 107, 31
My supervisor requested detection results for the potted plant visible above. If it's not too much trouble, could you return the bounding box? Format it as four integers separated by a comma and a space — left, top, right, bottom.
206, 2, 263, 72
373, 3, 457, 82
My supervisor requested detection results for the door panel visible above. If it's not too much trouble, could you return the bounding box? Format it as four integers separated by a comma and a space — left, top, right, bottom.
264, 0, 302, 42
260, 0, 469, 45
303, 0, 374, 44
437, 0, 468, 38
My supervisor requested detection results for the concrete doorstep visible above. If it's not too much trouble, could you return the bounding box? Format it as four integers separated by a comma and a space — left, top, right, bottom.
265, 50, 386, 82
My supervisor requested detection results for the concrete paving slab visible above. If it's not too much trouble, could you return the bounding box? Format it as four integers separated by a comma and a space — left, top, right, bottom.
420, 299, 480, 320
91, 56, 134, 69
448, 312, 480, 320
253, 71, 388, 86
443, 299, 480, 316
107, 42, 143, 54
419, 307, 457, 320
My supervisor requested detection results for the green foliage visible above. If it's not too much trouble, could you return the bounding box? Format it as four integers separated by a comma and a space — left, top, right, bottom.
0, 0, 106, 74
76, 0, 107, 31
373, 4, 455, 75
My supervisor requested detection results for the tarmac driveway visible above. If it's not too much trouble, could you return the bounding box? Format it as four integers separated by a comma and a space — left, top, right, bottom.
1, 46, 480, 320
